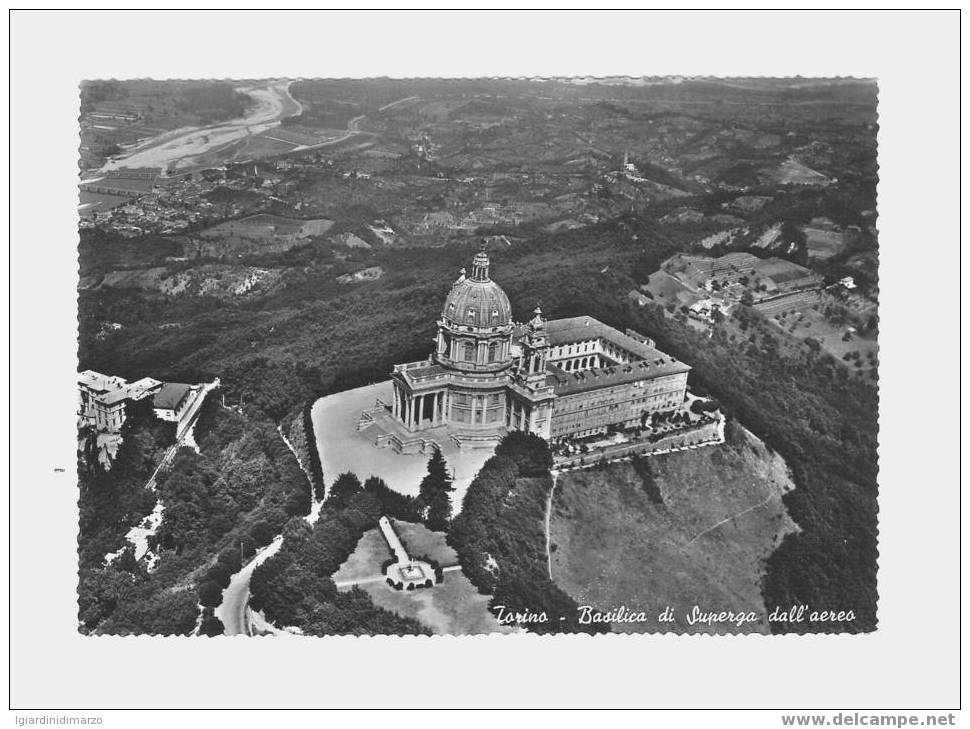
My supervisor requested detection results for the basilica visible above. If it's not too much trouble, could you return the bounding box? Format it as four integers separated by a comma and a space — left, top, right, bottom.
379, 245, 691, 451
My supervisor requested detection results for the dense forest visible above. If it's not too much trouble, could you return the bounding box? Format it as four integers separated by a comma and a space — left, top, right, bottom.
77, 391, 313, 635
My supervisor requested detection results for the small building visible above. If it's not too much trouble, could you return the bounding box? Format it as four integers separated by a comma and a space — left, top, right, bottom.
153, 383, 197, 424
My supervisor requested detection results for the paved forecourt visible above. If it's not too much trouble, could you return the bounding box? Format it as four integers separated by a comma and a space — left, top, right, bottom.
310, 381, 495, 511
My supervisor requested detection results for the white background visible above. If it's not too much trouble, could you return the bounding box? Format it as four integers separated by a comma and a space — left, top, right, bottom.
6, 7, 962, 717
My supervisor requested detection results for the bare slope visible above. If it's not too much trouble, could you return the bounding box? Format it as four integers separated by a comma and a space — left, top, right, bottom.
549, 424, 797, 634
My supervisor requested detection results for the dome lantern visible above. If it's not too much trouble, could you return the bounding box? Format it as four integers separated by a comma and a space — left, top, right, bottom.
440, 242, 511, 330
470, 241, 491, 281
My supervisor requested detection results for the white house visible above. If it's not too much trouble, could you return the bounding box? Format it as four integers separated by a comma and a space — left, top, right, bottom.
78, 371, 162, 433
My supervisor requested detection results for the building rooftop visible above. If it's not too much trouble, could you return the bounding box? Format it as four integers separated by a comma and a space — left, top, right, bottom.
79, 371, 164, 407
153, 383, 193, 410
406, 363, 450, 380
543, 316, 672, 362
78, 369, 127, 393
127, 377, 162, 396
546, 356, 690, 397
100, 389, 132, 406
537, 316, 690, 396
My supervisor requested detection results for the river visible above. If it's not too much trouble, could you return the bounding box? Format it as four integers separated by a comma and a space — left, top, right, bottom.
100, 80, 302, 173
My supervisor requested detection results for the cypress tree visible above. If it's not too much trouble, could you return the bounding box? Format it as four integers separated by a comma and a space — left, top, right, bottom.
417, 448, 454, 531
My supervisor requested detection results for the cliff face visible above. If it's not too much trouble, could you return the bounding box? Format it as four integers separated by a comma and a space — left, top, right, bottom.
84, 264, 285, 300
181, 235, 297, 259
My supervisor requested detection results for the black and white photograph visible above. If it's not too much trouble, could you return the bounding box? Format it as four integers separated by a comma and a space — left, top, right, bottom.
8, 7, 961, 719
73, 74, 880, 639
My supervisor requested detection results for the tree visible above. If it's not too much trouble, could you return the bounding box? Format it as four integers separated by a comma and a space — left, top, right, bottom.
200, 615, 225, 637
198, 580, 224, 608
250, 520, 276, 547
363, 475, 420, 521
328, 472, 362, 510
425, 489, 453, 532
416, 448, 454, 530
206, 563, 233, 589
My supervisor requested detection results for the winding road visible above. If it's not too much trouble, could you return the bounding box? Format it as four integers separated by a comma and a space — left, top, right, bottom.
216, 425, 322, 636
215, 535, 284, 636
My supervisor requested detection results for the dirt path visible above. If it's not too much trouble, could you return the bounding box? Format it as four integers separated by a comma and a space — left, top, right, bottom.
683, 487, 777, 548
545, 471, 560, 579
378, 95, 420, 113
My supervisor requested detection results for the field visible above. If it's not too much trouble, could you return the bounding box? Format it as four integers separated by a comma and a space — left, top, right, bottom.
333, 522, 511, 635
549, 426, 797, 634
393, 519, 460, 566
642, 269, 698, 307
765, 304, 878, 374
332, 528, 393, 584
773, 157, 833, 186
199, 215, 335, 240
80, 175, 157, 195
78, 190, 130, 216
802, 225, 846, 260
355, 570, 512, 635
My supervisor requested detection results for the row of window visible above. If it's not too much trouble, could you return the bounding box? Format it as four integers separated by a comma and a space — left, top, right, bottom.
552, 340, 597, 357
451, 407, 505, 424
447, 339, 505, 363
451, 392, 503, 407
447, 302, 503, 323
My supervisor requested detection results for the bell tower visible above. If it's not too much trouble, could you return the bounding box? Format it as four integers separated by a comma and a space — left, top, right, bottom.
519, 304, 550, 388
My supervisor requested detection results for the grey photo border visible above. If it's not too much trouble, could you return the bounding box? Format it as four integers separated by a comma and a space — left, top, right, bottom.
8, 7, 961, 712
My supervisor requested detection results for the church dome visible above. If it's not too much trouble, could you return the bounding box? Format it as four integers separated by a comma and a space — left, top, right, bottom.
442, 247, 512, 329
